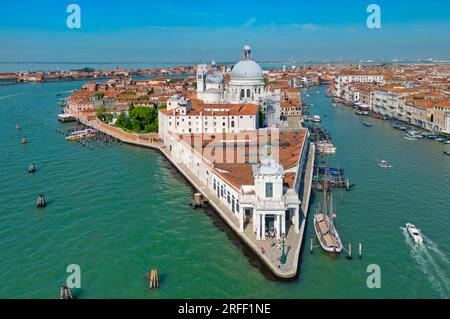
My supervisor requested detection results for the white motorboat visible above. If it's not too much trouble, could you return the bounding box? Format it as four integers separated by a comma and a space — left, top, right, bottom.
406, 223, 423, 244
377, 159, 392, 168
312, 115, 321, 123
317, 141, 336, 154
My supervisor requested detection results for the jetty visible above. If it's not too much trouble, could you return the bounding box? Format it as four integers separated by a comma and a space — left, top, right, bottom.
67, 110, 315, 279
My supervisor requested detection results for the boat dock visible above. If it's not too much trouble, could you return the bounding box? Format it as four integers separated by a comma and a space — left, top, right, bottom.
68, 111, 315, 279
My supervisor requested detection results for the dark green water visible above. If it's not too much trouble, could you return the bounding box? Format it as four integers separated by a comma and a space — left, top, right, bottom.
0, 83, 448, 298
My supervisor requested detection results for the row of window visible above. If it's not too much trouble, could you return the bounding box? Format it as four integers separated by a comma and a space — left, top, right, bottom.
213, 178, 239, 214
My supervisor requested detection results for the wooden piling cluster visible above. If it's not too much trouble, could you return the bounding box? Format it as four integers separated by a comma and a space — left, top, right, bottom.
36, 194, 46, 208
60, 284, 74, 299
28, 163, 36, 173
146, 268, 159, 289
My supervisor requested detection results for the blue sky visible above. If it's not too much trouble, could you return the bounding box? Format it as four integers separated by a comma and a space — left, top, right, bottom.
0, 0, 449, 62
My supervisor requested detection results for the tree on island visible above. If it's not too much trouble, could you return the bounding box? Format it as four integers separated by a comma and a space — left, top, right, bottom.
76, 67, 95, 73
114, 106, 159, 133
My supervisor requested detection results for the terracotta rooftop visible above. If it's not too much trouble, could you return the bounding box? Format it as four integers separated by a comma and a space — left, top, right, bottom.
173, 129, 307, 191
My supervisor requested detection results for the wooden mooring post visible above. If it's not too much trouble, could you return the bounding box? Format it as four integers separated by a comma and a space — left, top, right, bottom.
146, 267, 159, 289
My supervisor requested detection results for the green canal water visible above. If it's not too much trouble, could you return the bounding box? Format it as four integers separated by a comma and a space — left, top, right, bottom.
0, 82, 449, 298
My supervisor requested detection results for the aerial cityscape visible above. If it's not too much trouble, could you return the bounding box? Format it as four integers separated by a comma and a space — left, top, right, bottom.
0, 1, 449, 302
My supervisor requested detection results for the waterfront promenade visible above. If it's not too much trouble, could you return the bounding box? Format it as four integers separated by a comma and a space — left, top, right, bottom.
68, 110, 315, 279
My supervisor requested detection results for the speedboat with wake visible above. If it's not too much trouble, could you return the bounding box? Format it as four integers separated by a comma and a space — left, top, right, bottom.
406, 223, 423, 244
377, 159, 392, 168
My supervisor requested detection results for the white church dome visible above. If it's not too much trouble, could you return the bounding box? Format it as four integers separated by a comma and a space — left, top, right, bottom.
231, 60, 263, 80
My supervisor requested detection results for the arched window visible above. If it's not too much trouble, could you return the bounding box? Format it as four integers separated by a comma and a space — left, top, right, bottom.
240, 89, 245, 99
247, 89, 250, 97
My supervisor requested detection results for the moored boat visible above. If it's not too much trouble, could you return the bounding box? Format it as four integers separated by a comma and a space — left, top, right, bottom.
316, 140, 336, 154
58, 113, 76, 123
314, 179, 343, 254
65, 128, 96, 141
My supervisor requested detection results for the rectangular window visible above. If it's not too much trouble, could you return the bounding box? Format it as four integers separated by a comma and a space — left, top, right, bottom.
265, 182, 273, 198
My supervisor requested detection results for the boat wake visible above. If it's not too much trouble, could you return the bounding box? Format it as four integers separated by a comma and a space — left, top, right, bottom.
401, 227, 450, 298
0, 93, 21, 100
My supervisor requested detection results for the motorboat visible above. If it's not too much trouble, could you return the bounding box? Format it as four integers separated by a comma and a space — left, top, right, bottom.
317, 140, 336, 154
404, 133, 419, 140
312, 115, 321, 123
377, 159, 392, 168
65, 128, 96, 141
406, 223, 423, 244
363, 121, 372, 127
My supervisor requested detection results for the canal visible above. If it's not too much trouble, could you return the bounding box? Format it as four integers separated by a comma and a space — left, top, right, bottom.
0, 81, 448, 298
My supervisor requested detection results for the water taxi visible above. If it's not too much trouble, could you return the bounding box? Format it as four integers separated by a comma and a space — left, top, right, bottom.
406, 223, 423, 244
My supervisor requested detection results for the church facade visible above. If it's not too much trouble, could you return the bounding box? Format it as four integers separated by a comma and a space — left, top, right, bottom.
196, 45, 281, 127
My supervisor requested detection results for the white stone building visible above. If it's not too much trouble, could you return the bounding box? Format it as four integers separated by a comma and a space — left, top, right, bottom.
334, 74, 385, 98
158, 95, 259, 141
163, 129, 309, 240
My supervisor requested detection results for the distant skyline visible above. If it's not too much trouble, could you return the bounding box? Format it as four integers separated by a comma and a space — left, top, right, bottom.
0, 0, 449, 62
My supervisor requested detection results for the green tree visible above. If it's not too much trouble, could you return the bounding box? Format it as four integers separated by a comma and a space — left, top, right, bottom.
93, 92, 105, 99
115, 112, 131, 130
258, 105, 265, 128
96, 105, 106, 119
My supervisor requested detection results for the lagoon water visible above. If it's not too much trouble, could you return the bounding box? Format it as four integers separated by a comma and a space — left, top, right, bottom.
0, 82, 449, 298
